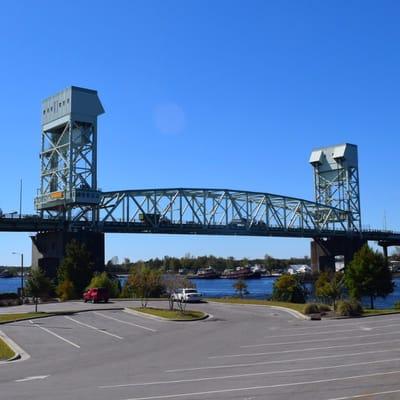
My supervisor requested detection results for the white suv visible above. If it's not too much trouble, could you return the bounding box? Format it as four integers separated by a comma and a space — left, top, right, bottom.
171, 288, 202, 303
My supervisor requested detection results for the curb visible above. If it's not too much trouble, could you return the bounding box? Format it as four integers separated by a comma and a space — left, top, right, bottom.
0, 330, 30, 364
207, 301, 309, 320
0, 307, 125, 325
124, 308, 209, 322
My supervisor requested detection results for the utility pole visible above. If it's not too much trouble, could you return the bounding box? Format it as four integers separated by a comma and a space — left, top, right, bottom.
12, 252, 24, 300
19, 179, 23, 218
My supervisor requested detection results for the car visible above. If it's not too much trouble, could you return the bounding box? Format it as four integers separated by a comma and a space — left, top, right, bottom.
83, 287, 109, 303
171, 288, 202, 303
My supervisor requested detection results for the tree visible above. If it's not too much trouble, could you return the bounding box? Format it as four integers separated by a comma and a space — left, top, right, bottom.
315, 272, 344, 309
163, 274, 195, 310
128, 264, 163, 307
264, 254, 275, 276
345, 245, 394, 309
56, 279, 76, 301
58, 240, 94, 297
272, 274, 306, 303
233, 279, 248, 298
25, 268, 53, 312
87, 272, 120, 298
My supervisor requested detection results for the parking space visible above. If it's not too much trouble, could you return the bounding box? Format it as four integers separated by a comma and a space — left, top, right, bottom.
1, 303, 400, 399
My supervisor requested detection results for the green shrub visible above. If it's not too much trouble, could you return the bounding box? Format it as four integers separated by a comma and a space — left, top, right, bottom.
272, 274, 306, 303
336, 300, 363, 317
120, 282, 134, 298
87, 272, 120, 298
56, 279, 76, 301
0, 293, 19, 300
394, 301, 400, 310
350, 300, 363, 315
303, 303, 320, 314
336, 300, 352, 316
318, 304, 332, 312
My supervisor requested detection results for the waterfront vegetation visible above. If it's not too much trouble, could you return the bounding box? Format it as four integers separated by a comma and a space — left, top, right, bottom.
132, 307, 205, 320
0, 338, 14, 360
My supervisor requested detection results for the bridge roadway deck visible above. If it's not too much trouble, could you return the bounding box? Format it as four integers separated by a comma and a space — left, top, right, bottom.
1, 217, 400, 243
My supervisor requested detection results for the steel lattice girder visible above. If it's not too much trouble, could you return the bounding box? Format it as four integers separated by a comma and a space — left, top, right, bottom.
95, 188, 351, 234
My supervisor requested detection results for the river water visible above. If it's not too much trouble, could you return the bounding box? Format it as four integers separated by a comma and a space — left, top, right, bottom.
2, 276, 400, 309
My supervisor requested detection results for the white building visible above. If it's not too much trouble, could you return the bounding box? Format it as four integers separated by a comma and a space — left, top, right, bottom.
287, 264, 312, 275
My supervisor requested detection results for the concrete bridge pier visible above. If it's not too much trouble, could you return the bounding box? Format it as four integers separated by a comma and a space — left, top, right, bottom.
311, 237, 367, 273
31, 231, 105, 280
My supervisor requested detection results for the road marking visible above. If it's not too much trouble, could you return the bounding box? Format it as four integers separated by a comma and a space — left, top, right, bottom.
166, 348, 399, 373
29, 320, 80, 349
15, 375, 49, 383
64, 316, 123, 339
326, 388, 400, 399
264, 322, 400, 339
242, 331, 396, 348
281, 317, 400, 333
100, 357, 400, 389
93, 312, 157, 332
120, 370, 400, 400
209, 337, 400, 359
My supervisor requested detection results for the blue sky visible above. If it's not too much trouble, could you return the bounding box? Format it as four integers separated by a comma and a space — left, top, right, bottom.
1, 0, 400, 265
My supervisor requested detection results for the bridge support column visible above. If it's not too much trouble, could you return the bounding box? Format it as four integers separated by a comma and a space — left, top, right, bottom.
31, 231, 105, 280
311, 237, 367, 273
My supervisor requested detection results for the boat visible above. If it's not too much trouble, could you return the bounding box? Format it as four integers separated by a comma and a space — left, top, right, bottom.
0, 269, 14, 278
220, 266, 261, 279
196, 267, 220, 279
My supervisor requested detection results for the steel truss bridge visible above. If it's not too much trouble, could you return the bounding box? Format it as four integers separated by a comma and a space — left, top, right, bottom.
1, 188, 399, 245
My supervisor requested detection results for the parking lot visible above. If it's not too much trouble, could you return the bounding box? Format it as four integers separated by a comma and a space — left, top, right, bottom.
1, 301, 400, 399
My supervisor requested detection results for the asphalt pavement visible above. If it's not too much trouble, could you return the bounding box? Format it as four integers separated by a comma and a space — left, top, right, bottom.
1, 300, 400, 399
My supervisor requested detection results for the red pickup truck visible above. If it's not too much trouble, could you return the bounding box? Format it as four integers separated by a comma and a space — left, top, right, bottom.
83, 287, 109, 303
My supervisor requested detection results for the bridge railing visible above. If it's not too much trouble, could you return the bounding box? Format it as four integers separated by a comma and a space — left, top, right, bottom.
96, 188, 356, 234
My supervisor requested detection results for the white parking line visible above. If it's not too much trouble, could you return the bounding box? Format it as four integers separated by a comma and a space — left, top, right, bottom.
15, 375, 49, 383
327, 388, 400, 399
242, 331, 397, 348
64, 316, 123, 339
29, 320, 80, 349
282, 316, 400, 332
166, 348, 399, 373
99, 357, 400, 389
93, 312, 157, 332
264, 322, 400, 339
209, 337, 400, 359
120, 370, 400, 400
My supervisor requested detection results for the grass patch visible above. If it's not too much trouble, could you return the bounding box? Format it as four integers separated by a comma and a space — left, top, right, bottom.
132, 307, 206, 320
208, 298, 306, 313
0, 338, 14, 360
362, 309, 400, 316
0, 312, 50, 324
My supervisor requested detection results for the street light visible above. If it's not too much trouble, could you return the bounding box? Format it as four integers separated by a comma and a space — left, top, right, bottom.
12, 252, 24, 300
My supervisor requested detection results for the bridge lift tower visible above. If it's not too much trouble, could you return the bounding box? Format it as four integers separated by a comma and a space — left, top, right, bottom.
31, 87, 105, 278
309, 144, 366, 272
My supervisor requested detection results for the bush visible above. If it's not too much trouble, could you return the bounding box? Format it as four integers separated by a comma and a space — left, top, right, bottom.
336, 300, 363, 317
318, 304, 332, 312
350, 300, 363, 315
0, 293, 19, 300
120, 282, 134, 298
272, 274, 306, 303
87, 272, 120, 298
304, 303, 320, 315
56, 279, 76, 301
394, 301, 400, 310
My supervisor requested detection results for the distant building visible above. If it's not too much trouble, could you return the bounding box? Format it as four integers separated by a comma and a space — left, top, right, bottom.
389, 261, 400, 272
287, 264, 312, 275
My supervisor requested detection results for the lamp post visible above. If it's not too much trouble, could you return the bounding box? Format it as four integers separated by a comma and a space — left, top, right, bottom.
12, 252, 24, 299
